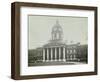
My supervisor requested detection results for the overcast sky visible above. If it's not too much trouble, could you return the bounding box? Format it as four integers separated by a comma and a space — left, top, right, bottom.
28, 15, 88, 49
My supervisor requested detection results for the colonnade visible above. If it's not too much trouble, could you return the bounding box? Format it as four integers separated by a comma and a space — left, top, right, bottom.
43, 47, 77, 62
43, 47, 66, 62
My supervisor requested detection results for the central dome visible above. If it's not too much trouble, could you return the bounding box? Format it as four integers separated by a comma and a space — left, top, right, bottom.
51, 20, 63, 41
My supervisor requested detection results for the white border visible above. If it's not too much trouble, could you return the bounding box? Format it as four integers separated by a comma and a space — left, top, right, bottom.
20, 7, 95, 75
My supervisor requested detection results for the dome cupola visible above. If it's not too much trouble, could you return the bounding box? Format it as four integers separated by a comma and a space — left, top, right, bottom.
51, 20, 63, 41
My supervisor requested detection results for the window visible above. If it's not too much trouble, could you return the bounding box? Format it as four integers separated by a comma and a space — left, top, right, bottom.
70, 50, 72, 54
73, 49, 76, 53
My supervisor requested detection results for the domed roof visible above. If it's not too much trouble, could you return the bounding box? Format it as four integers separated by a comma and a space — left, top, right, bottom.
51, 20, 63, 41
43, 20, 65, 47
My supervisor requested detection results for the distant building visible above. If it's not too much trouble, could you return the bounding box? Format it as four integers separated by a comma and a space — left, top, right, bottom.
28, 20, 88, 64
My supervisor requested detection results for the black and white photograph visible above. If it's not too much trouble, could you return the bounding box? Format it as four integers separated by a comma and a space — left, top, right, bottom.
28, 15, 88, 66
11, 2, 97, 79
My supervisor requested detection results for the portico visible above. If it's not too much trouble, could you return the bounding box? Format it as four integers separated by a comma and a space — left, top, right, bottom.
42, 20, 77, 62
43, 47, 66, 62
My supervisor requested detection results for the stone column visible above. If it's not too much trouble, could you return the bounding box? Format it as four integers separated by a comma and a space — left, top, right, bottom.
55, 48, 57, 61
63, 47, 66, 61
51, 48, 53, 61
47, 48, 49, 62
43, 48, 45, 62
59, 47, 61, 61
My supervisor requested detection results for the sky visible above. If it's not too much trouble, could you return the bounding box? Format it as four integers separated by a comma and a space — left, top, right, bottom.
28, 15, 88, 49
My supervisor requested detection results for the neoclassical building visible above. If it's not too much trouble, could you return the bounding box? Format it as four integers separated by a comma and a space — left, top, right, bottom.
28, 20, 88, 65
42, 20, 78, 62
